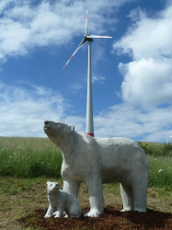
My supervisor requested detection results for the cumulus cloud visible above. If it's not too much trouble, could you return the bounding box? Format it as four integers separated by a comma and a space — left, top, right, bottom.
105, 3, 172, 141
0, 81, 171, 141
0, 0, 133, 62
113, 5, 172, 60
119, 58, 172, 108
0, 81, 84, 137
94, 103, 172, 142
113, 4, 172, 109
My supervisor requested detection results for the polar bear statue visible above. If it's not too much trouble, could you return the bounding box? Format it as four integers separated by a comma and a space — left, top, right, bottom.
43, 121, 149, 217
44, 181, 81, 218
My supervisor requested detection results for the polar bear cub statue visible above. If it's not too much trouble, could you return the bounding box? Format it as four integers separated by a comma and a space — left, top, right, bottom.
44, 181, 81, 218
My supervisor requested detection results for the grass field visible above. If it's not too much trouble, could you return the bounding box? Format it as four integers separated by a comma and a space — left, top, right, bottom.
1, 137, 172, 188
0, 137, 172, 229
138, 141, 172, 189
0, 137, 62, 178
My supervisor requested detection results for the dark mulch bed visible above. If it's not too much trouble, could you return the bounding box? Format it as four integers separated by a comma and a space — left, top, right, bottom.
19, 205, 172, 229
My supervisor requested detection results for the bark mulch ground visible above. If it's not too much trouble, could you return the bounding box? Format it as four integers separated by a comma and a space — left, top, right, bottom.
19, 205, 172, 229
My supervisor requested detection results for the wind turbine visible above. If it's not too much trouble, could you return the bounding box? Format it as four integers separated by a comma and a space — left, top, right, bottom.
63, 6, 112, 137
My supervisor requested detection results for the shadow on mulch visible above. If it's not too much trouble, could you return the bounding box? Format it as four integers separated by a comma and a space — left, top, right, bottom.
18, 205, 172, 230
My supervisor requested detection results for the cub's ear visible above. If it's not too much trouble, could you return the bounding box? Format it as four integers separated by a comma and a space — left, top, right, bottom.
47, 181, 51, 185
69, 125, 75, 133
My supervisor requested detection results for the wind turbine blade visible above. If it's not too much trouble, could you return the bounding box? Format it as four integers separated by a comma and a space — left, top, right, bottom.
87, 35, 112, 39
85, 5, 89, 36
63, 38, 86, 69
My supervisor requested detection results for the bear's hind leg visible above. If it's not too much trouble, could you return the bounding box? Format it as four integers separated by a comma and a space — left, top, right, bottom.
132, 182, 147, 212
120, 183, 134, 212
69, 204, 81, 218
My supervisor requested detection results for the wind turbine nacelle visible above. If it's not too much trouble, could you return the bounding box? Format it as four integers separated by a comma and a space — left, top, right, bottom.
88, 37, 93, 42
86, 36, 93, 42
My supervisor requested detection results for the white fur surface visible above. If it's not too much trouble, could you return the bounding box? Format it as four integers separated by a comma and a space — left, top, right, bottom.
44, 121, 149, 217
44, 181, 81, 218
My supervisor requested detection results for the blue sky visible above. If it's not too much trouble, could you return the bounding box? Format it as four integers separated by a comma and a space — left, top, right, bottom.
0, 0, 172, 142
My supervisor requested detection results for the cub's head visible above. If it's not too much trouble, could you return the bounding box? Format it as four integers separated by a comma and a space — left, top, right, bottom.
46, 181, 60, 194
43, 121, 75, 144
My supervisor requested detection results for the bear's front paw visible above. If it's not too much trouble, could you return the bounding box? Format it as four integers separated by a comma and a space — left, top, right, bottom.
54, 211, 62, 218
84, 208, 101, 217
121, 207, 133, 212
54, 214, 62, 218
44, 214, 52, 218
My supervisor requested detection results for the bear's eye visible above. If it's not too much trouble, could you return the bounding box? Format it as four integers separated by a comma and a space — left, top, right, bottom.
50, 184, 53, 186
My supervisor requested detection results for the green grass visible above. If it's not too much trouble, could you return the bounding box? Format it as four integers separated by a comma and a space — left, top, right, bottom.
0, 137, 172, 229
0, 137, 172, 189
138, 141, 172, 189
138, 141, 172, 156
0, 137, 62, 178
0, 177, 171, 229
148, 155, 172, 189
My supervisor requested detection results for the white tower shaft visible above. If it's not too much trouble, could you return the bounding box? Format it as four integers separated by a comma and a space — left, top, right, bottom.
86, 41, 94, 137
63, 6, 112, 137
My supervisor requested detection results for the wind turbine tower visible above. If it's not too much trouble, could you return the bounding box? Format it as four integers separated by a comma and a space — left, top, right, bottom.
63, 6, 112, 137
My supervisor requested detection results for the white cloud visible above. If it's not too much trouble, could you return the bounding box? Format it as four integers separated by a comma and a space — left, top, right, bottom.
113, 5, 172, 60
0, 81, 85, 137
113, 4, 172, 109
100, 3, 172, 141
0, 0, 133, 62
94, 103, 172, 142
92, 75, 105, 83
69, 83, 84, 92
119, 58, 172, 108
0, 0, 11, 13
0, 80, 171, 142
0, 80, 85, 137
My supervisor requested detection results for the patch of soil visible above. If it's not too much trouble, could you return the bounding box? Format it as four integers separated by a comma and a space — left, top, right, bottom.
19, 205, 172, 229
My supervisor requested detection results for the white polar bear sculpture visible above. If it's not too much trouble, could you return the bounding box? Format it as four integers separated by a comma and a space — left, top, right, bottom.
43, 121, 149, 217
44, 181, 81, 218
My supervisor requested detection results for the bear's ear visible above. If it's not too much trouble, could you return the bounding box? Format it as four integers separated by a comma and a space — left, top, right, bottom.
47, 181, 51, 186
69, 125, 75, 133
